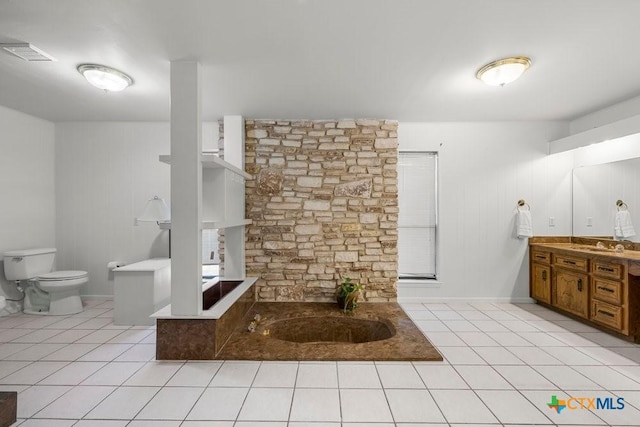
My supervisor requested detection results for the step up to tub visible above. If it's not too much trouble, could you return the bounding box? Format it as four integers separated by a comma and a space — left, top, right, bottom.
153, 277, 257, 360
0, 392, 17, 427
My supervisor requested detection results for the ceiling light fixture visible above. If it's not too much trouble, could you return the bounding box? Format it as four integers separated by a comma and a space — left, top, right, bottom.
476, 56, 531, 87
77, 64, 133, 92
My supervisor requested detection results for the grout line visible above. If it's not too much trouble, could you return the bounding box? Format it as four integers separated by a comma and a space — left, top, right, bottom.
233, 360, 262, 424
286, 362, 300, 424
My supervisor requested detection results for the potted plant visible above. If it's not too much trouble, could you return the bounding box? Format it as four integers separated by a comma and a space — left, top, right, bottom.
336, 277, 364, 312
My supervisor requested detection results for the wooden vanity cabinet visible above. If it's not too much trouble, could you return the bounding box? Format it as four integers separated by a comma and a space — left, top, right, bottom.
530, 250, 551, 304
530, 243, 640, 342
551, 253, 589, 319
590, 258, 628, 334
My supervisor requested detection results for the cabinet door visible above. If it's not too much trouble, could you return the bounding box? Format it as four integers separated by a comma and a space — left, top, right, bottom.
552, 268, 589, 319
531, 263, 551, 304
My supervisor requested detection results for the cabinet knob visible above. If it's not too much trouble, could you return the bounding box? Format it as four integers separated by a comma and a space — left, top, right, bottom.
577, 278, 583, 292
541, 270, 547, 281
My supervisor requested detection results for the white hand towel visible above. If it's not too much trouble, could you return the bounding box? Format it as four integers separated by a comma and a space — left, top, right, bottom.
614, 210, 636, 239
516, 210, 533, 239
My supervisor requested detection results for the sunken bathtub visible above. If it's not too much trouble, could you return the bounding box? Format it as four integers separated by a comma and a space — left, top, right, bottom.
266, 316, 395, 344
215, 302, 443, 361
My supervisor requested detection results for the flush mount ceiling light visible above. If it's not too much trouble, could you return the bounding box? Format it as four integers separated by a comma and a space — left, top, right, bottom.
77, 64, 133, 92
476, 56, 531, 87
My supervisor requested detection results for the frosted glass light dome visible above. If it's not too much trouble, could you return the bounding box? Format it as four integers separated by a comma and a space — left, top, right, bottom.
476, 57, 531, 86
77, 64, 133, 92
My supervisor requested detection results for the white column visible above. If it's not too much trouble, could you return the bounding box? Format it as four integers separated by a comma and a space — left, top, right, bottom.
170, 61, 202, 315
223, 115, 246, 279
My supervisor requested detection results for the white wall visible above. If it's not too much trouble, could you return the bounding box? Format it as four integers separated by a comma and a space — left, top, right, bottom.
0, 106, 55, 312
56, 120, 573, 301
398, 121, 572, 301
2, 107, 634, 304
55, 121, 218, 298
55, 122, 171, 297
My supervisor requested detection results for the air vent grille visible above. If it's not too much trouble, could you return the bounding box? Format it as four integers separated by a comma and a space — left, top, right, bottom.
1, 43, 56, 62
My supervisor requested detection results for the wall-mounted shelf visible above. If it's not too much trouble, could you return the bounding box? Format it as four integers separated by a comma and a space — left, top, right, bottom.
159, 154, 251, 179
203, 219, 252, 229
159, 151, 251, 232
158, 219, 252, 230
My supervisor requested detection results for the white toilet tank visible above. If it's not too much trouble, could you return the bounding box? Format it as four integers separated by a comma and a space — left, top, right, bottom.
3, 248, 56, 281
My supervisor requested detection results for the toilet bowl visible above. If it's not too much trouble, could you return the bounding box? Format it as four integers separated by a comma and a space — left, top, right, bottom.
3, 248, 88, 315
30, 271, 88, 315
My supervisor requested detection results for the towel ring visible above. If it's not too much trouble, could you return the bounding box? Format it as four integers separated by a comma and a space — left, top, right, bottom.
616, 200, 628, 211
517, 199, 530, 211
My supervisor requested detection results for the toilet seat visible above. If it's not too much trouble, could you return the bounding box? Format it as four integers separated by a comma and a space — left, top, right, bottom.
36, 270, 89, 292
38, 270, 88, 281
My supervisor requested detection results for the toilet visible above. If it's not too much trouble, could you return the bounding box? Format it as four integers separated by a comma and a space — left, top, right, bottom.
3, 248, 88, 315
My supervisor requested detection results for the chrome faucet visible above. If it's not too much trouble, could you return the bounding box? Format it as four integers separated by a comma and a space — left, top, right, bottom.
247, 313, 262, 333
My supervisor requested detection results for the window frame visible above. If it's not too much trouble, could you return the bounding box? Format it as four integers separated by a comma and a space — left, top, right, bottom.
397, 150, 439, 281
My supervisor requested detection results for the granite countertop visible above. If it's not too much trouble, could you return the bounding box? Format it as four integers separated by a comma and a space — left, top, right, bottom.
531, 242, 640, 262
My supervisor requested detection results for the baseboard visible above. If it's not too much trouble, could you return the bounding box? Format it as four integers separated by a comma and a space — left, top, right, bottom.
81, 295, 112, 301
397, 296, 536, 304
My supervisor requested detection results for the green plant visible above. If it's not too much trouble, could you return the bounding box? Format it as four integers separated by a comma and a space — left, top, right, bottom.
337, 277, 364, 312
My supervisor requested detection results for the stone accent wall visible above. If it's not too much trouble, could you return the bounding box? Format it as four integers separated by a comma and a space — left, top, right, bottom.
220, 119, 398, 302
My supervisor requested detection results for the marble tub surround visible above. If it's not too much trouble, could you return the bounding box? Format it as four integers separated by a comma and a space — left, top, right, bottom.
215, 302, 443, 361
220, 119, 399, 303
0, 392, 17, 427
155, 281, 256, 360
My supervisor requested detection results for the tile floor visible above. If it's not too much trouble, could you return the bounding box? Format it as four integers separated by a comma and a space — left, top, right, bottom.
1, 300, 640, 426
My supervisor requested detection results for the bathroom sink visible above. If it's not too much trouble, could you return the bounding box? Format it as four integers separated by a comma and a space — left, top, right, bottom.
570, 245, 616, 253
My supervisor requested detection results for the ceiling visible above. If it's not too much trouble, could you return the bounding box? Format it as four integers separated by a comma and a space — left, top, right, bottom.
1, 0, 640, 123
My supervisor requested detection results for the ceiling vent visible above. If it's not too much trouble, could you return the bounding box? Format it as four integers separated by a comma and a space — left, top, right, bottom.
0, 43, 56, 62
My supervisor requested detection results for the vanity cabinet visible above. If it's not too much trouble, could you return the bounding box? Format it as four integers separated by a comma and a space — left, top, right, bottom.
590, 258, 628, 333
551, 253, 589, 319
530, 250, 551, 304
529, 241, 640, 342
552, 266, 589, 319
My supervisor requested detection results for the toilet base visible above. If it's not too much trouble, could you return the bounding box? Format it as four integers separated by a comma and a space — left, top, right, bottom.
24, 307, 52, 315
49, 290, 84, 315
23, 285, 84, 316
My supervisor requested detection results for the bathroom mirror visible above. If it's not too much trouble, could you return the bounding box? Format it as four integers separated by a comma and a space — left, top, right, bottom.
572, 157, 640, 242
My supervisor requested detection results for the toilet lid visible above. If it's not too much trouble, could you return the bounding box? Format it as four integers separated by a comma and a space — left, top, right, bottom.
38, 270, 88, 281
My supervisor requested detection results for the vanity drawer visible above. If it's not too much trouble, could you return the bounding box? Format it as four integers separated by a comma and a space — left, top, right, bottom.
591, 299, 624, 332
592, 260, 625, 280
553, 254, 588, 272
591, 277, 623, 306
531, 250, 551, 264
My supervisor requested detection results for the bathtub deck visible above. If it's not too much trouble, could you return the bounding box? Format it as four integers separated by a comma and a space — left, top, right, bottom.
154, 278, 257, 360
215, 302, 443, 361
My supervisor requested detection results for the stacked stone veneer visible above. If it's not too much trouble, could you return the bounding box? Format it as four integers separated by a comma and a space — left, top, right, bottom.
221, 119, 398, 302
